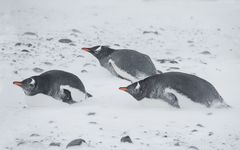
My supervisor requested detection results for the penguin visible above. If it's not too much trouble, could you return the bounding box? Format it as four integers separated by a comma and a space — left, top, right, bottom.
13, 70, 92, 104
82, 45, 159, 82
119, 72, 230, 108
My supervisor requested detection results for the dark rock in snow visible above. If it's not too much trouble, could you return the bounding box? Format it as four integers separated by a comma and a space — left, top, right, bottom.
33, 67, 44, 73
174, 142, 180, 146
23, 32, 38, 37
21, 49, 30, 53
191, 129, 198, 133
200, 51, 211, 55
87, 112, 96, 116
58, 39, 72, 43
120, 136, 133, 143
156, 59, 178, 64
49, 142, 61, 147
187, 40, 194, 43
43, 62, 53, 66
81, 70, 88, 73
27, 43, 32, 47
89, 121, 97, 124
143, 31, 159, 35
72, 29, 81, 33
66, 138, 86, 148
208, 132, 214, 136
30, 133, 40, 137
189, 146, 200, 150
167, 67, 180, 71
196, 124, 204, 127
15, 43, 22, 46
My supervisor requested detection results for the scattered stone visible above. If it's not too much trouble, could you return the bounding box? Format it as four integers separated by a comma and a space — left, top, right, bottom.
143, 31, 159, 35
208, 132, 214, 136
81, 70, 88, 73
21, 49, 30, 53
48, 120, 54, 124
72, 29, 81, 33
49, 142, 61, 147
174, 142, 180, 146
17, 141, 25, 146
89, 121, 97, 124
187, 40, 194, 43
156, 59, 178, 64
120, 136, 133, 143
191, 129, 198, 133
46, 38, 53, 41
33, 67, 44, 73
27, 43, 32, 47
114, 44, 120, 46
163, 135, 168, 138
87, 112, 96, 116
43, 62, 53, 66
15, 43, 22, 46
196, 124, 204, 127
167, 67, 180, 71
30, 133, 40, 137
23, 32, 38, 37
58, 39, 72, 43
76, 55, 84, 58
189, 146, 200, 150
200, 51, 211, 55
66, 138, 86, 148
69, 43, 76, 46
207, 112, 213, 115
83, 63, 96, 67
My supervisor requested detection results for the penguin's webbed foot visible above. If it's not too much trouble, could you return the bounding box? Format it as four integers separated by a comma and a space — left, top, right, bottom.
163, 92, 180, 108
61, 89, 76, 104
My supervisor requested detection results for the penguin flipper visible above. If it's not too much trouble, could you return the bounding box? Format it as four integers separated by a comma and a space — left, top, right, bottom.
162, 92, 180, 108
108, 59, 133, 82
61, 89, 76, 104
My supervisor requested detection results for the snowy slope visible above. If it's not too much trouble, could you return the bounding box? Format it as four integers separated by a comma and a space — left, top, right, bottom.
0, 0, 240, 149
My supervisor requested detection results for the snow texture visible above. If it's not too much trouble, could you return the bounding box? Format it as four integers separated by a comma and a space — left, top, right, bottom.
0, 0, 240, 150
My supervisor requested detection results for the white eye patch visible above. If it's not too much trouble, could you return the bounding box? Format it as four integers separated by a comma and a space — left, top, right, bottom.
30, 78, 35, 85
135, 82, 140, 90
96, 46, 102, 52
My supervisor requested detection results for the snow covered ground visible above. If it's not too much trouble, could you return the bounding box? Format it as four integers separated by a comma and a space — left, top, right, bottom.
0, 0, 240, 149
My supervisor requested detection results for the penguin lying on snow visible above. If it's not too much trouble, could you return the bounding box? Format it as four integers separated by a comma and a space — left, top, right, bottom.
119, 72, 230, 108
82, 45, 159, 82
13, 70, 92, 104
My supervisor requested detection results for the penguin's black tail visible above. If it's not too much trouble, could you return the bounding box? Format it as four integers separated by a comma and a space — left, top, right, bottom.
86, 92, 93, 98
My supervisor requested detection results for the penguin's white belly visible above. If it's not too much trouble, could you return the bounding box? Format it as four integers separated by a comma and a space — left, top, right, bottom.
108, 59, 146, 82
164, 88, 204, 108
60, 85, 86, 102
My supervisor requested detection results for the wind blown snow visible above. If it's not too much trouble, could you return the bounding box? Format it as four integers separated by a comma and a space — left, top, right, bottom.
0, 0, 240, 150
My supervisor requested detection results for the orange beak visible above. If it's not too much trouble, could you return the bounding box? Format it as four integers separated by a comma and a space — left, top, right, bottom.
82, 48, 90, 52
119, 87, 128, 92
13, 81, 23, 87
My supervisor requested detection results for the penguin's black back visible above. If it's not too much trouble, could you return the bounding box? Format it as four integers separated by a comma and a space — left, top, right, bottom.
143, 72, 223, 105
109, 50, 157, 77
39, 70, 86, 93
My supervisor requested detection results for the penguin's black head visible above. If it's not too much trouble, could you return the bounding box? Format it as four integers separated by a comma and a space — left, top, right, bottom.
13, 76, 40, 96
119, 81, 147, 101
82, 45, 113, 59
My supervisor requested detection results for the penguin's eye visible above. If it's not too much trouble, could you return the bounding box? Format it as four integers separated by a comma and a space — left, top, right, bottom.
29, 83, 35, 87
29, 78, 35, 87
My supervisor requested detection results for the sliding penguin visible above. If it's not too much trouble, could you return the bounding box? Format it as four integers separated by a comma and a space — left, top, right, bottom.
82, 45, 159, 82
119, 72, 229, 108
13, 70, 92, 104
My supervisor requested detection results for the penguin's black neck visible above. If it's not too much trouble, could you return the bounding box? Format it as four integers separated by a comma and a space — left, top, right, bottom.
94, 47, 115, 60
35, 76, 51, 95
